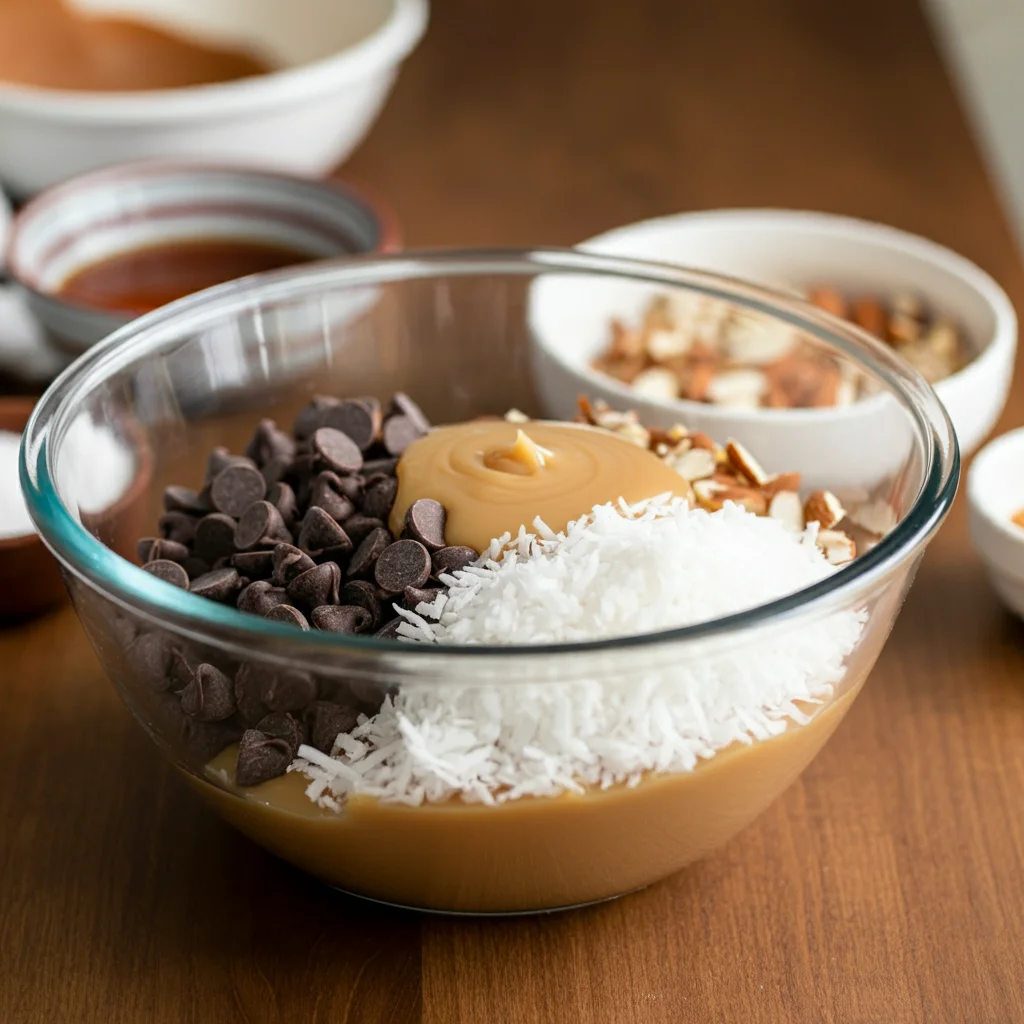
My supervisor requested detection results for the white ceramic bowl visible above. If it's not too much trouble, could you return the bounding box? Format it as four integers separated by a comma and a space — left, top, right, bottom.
969, 428, 1024, 619
6, 162, 398, 354
0, 0, 427, 199
530, 209, 1015, 479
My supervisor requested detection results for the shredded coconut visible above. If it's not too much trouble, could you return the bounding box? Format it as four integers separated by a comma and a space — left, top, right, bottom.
292, 498, 865, 808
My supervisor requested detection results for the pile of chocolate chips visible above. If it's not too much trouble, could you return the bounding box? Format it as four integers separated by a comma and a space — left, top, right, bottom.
132, 391, 480, 786
139, 392, 478, 637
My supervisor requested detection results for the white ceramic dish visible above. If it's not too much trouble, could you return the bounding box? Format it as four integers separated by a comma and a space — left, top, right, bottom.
968, 427, 1024, 619
530, 210, 1014, 483
0, 0, 427, 198
6, 162, 398, 353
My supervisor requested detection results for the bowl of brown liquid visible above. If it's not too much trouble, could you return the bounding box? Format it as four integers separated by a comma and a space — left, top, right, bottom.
0, 0, 427, 198
5, 161, 400, 354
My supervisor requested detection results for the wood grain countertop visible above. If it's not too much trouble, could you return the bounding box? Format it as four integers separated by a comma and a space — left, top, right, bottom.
3, 0, 1024, 1020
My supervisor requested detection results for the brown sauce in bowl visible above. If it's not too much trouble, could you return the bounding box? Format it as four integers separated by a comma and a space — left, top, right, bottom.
57, 239, 317, 314
0, 0, 270, 92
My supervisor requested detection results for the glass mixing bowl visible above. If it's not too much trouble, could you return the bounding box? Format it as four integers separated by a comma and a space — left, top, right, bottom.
21, 250, 958, 914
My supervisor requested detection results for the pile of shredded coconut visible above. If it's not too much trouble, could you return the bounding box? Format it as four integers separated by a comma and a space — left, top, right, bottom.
292, 497, 865, 809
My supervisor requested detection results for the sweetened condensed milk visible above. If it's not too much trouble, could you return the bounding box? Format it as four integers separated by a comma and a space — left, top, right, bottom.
198, 683, 861, 912
391, 420, 688, 551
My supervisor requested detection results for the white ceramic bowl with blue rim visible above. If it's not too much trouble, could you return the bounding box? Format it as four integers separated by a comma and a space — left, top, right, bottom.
5, 161, 400, 355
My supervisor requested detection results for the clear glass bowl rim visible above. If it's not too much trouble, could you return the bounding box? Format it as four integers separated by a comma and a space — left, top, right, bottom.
21, 247, 960, 661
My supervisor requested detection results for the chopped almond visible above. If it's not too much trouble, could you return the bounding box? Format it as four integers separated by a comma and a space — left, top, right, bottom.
768, 490, 804, 533
672, 447, 717, 482
851, 296, 888, 338
816, 529, 856, 566
804, 489, 846, 530
726, 439, 768, 486
762, 471, 803, 498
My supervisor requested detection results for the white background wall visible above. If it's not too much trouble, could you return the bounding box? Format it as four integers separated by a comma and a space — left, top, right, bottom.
926, 0, 1024, 256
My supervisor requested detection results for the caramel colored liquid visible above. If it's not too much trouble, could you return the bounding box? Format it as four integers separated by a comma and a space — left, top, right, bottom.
390, 421, 688, 552
0, 0, 269, 91
195, 684, 862, 913
59, 239, 316, 315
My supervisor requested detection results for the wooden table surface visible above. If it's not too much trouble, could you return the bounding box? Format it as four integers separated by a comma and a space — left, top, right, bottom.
3, 0, 1024, 1020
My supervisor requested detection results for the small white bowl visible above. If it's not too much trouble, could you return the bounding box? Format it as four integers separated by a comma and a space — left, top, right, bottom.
966, 428, 1024, 618
969, 428, 1024, 619
530, 209, 1015, 478
0, 0, 427, 198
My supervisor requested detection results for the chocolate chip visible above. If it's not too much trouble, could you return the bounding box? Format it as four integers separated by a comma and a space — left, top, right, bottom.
260, 456, 292, 489
231, 550, 274, 579
234, 500, 291, 550
287, 562, 341, 610
311, 604, 372, 634
362, 456, 399, 476
126, 631, 173, 689
262, 670, 317, 712
244, 418, 296, 466
312, 427, 363, 475
235, 729, 293, 786
210, 463, 267, 518
403, 498, 446, 550
390, 392, 431, 434
255, 711, 304, 755
137, 537, 189, 564
264, 604, 310, 630
298, 507, 353, 559
381, 414, 423, 456
375, 539, 431, 594
168, 648, 195, 693
322, 399, 382, 452
362, 476, 398, 520
271, 543, 316, 586
190, 567, 244, 603
205, 447, 256, 485
267, 480, 299, 525
341, 579, 381, 628
304, 701, 359, 753
287, 453, 317, 506
294, 395, 339, 440
237, 580, 290, 616
158, 511, 198, 546
403, 585, 441, 609
375, 618, 403, 639
179, 663, 236, 722
342, 514, 385, 546
431, 545, 478, 576
334, 475, 365, 504
347, 526, 392, 577
155, 692, 242, 763
163, 485, 209, 515
194, 513, 238, 564
234, 663, 270, 724
181, 556, 212, 580
142, 559, 190, 589
308, 471, 356, 522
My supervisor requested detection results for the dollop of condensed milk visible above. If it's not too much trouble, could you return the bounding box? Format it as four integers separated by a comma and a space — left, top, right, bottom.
390, 420, 689, 552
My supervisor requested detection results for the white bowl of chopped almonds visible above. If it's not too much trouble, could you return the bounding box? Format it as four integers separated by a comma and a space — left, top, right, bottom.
531, 209, 1015, 466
